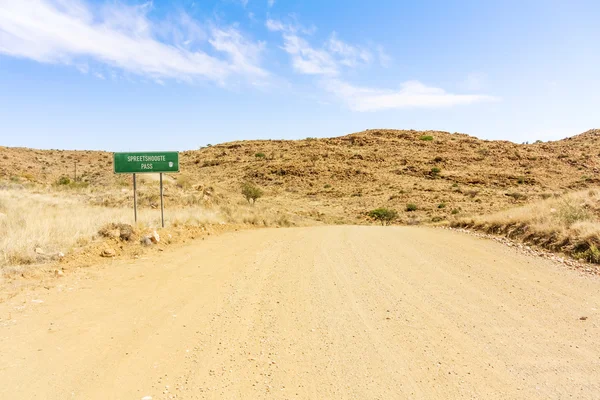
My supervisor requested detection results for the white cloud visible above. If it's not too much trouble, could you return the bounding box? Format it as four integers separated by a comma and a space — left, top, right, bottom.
265, 18, 286, 32
323, 79, 499, 111
281, 34, 338, 75
327, 33, 371, 67
268, 0, 275, 7
267, 19, 381, 75
0, 0, 267, 84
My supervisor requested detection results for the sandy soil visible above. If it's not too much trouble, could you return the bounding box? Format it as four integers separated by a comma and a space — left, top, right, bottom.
0, 226, 599, 399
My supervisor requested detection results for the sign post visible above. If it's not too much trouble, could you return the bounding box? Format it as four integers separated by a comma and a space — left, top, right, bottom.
160, 173, 164, 228
114, 152, 179, 226
133, 173, 138, 223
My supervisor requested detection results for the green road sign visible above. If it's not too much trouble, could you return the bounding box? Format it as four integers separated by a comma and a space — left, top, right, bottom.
114, 152, 179, 174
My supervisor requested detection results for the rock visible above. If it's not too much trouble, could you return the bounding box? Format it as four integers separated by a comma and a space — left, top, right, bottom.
118, 224, 134, 241
140, 236, 152, 246
35, 247, 45, 255
106, 229, 120, 239
101, 248, 116, 257
0, 212, 6, 219
580, 316, 588, 321
149, 231, 160, 244
54, 269, 64, 277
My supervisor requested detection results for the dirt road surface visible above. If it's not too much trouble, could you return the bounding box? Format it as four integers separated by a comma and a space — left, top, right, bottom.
1, 226, 599, 399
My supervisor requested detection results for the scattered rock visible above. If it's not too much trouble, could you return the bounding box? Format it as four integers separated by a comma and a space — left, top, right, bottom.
140, 236, 152, 246
0, 212, 6, 219
98, 223, 135, 242
54, 269, 64, 277
149, 231, 160, 244
34, 247, 45, 255
580, 316, 588, 321
101, 248, 116, 258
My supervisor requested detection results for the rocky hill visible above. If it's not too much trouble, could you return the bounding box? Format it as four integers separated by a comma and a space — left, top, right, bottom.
2, 129, 599, 224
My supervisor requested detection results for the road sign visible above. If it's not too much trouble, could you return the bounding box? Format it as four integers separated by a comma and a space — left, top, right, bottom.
113, 151, 179, 227
113, 152, 179, 174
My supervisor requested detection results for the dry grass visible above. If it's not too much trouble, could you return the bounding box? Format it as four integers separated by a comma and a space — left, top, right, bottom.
0, 186, 302, 271
452, 189, 600, 262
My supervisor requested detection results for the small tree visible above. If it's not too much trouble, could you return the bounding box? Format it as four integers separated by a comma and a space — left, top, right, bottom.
368, 208, 398, 226
241, 182, 263, 204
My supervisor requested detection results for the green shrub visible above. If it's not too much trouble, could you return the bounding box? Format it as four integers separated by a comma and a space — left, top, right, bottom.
57, 176, 71, 185
451, 209, 460, 215
241, 182, 264, 204
324, 184, 331, 189
255, 152, 266, 159
574, 244, 600, 263
437, 203, 446, 209
419, 135, 434, 141
557, 199, 591, 226
430, 167, 441, 177
368, 208, 398, 225
405, 203, 417, 212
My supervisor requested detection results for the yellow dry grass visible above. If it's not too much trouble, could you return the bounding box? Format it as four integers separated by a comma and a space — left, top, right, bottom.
453, 189, 600, 262
0, 186, 302, 271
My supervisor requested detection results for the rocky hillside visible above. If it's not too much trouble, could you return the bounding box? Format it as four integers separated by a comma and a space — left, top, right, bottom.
2, 129, 600, 224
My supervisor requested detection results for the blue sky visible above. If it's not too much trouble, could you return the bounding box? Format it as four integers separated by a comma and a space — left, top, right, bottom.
0, 0, 599, 151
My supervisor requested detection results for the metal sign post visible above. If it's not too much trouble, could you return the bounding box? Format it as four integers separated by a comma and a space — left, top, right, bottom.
160, 172, 164, 228
133, 173, 138, 223
114, 152, 179, 226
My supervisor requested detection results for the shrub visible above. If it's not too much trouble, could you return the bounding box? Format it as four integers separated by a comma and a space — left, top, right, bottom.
574, 244, 600, 263
430, 167, 441, 177
57, 176, 71, 185
517, 176, 525, 184
405, 203, 417, 212
507, 192, 527, 201
438, 203, 446, 209
368, 208, 398, 225
241, 182, 264, 204
419, 135, 434, 141
556, 199, 591, 226
255, 152, 266, 159
433, 156, 443, 162
324, 184, 331, 189
451, 209, 460, 215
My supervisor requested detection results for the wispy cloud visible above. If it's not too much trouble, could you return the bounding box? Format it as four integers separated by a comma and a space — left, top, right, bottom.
0, 0, 268, 84
281, 34, 338, 75
268, 0, 275, 7
266, 18, 387, 75
323, 79, 499, 111
326, 33, 371, 68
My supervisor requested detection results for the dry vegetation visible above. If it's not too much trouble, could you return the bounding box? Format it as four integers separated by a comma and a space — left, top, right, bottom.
2, 127, 600, 270
452, 189, 600, 263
